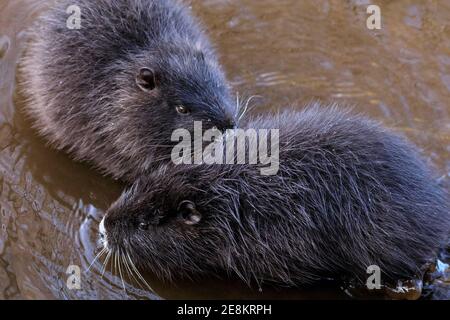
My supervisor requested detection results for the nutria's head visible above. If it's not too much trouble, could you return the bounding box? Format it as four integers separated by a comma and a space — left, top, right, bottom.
116, 43, 236, 141
100, 165, 228, 281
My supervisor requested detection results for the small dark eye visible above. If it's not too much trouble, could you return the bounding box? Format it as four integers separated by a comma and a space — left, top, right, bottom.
176, 105, 189, 115
138, 222, 149, 230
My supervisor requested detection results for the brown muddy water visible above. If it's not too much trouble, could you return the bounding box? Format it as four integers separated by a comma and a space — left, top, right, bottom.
0, 0, 449, 300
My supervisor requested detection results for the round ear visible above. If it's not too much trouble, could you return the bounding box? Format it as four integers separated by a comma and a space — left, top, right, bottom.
178, 200, 202, 225
136, 67, 157, 91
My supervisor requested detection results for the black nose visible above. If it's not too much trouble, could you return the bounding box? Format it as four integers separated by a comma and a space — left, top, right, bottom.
230, 118, 238, 130
220, 117, 237, 131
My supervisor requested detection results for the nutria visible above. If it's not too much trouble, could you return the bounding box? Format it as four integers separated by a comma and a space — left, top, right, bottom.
100, 105, 449, 287
20, 0, 236, 182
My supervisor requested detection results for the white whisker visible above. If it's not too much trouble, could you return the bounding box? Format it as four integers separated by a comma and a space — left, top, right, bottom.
86, 247, 107, 273
117, 249, 127, 293
126, 252, 154, 292
101, 250, 112, 279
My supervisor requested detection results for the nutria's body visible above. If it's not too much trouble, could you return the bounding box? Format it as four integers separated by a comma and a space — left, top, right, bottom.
102, 105, 449, 286
20, 0, 236, 181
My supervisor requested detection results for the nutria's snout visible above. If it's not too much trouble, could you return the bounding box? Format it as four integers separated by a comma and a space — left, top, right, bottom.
205, 104, 238, 131
100, 213, 131, 251
99, 207, 133, 251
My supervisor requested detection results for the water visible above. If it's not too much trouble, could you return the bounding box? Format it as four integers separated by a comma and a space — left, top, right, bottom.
0, 0, 449, 299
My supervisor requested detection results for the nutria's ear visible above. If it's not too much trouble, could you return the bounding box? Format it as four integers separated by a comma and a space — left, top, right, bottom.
136, 67, 157, 91
178, 200, 202, 225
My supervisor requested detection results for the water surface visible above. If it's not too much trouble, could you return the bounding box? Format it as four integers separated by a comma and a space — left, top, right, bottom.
0, 0, 449, 299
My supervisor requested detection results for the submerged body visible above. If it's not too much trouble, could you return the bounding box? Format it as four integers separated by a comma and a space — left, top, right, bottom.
101, 105, 450, 286
20, 0, 236, 181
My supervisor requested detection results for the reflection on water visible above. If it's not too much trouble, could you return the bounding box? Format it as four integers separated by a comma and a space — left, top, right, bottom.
0, 0, 449, 299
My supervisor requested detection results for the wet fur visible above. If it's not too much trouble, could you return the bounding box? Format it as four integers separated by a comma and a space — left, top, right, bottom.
104, 105, 450, 286
20, 0, 235, 181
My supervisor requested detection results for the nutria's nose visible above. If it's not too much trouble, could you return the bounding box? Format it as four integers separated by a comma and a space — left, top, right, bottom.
220, 116, 237, 131
214, 121, 236, 133
229, 118, 238, 130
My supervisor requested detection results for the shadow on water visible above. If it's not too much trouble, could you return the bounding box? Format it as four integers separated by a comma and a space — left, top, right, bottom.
0, 0, 449, 299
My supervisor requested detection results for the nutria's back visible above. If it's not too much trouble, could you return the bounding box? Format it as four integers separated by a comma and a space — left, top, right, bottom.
20, 0, 236, 181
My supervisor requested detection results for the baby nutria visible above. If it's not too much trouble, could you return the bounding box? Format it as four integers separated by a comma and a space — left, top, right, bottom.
100, 105, 449, 287
20, 0, 236, 181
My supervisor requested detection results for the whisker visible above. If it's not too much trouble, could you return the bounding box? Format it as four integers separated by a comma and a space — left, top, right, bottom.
126, 252, 154, 292
86, 247, 107, 273
121, 254, 131, 281
101, 250, 112, 279
117, 249, 127, 293
235, 91, 241, 119
238, 95, 262, 122
122, 253, 142, 290
114, 251, 118, 279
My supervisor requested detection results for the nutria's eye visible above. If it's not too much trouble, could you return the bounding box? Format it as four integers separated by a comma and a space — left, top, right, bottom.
138, 221, 150, 231
176, 105, 190, 115
136, 68, 157, 91
178, 200, 202, 225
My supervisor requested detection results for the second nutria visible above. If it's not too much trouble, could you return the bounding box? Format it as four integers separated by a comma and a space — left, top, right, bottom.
20, 0, 236, 182
100, 105, 449, 286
